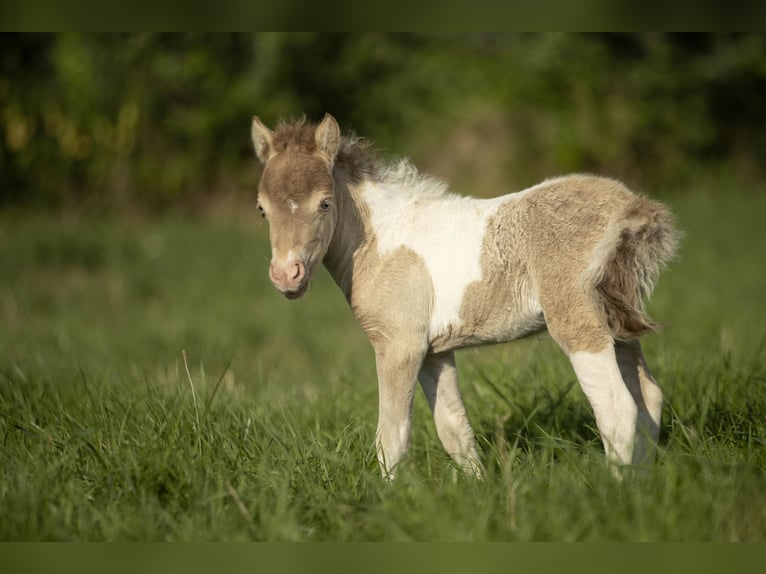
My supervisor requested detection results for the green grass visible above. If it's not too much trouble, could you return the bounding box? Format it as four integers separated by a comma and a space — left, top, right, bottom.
1, 188, 765, 541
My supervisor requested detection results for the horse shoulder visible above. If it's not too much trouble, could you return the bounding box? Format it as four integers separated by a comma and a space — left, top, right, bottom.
349, 236, 434, 349
364, 182, 532, 347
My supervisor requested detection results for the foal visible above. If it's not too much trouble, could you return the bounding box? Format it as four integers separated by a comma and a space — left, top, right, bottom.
251, 113, 680, 478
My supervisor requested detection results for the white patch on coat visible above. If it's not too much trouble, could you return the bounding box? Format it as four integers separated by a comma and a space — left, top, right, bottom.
362, 162, 517, 338
289, 199, 299, 213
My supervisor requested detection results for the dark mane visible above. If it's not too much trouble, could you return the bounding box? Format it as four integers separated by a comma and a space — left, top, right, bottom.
271, 117, 317, 153
272, 117, 379, 183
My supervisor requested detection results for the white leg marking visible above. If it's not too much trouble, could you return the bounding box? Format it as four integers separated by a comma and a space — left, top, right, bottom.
569, 344, 638, 466
615, 341, 663, 466
419, 353, 483, 477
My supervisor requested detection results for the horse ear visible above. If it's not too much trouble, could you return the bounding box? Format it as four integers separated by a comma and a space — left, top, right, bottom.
251, 116, 274, 164
315, 113, 340, 165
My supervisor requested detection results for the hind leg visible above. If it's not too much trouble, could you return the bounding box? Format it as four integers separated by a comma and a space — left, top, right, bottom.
615, 340, 663, 465
568, 342, 638, 466
544, 297, 638, 467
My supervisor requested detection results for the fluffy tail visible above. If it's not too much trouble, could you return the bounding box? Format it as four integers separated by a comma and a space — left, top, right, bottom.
584, 195, 681, 340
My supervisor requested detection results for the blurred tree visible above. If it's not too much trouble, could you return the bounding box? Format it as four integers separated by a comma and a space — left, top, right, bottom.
1, 33, 765, 211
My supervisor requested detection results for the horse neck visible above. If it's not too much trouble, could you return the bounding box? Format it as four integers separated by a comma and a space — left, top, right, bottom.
323, 172, 368, 301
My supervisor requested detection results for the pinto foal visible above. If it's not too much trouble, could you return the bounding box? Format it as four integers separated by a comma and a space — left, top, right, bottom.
252, 113, 680, 478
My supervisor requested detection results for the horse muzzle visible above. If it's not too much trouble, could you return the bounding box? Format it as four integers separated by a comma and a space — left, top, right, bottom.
269, 258, 309, 299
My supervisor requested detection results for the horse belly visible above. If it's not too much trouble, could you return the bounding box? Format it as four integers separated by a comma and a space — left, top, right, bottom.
429, 286, 546, 353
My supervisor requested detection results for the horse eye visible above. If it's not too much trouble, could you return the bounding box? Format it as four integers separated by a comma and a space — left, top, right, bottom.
319, 199, 332, 212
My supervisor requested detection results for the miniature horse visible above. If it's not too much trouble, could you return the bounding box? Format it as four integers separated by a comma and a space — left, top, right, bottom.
251, 113, 680, 478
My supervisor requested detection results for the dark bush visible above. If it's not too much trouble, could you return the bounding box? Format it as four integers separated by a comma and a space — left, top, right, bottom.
2, 33, 765, 210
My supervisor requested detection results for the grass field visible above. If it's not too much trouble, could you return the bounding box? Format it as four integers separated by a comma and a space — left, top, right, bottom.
1, 187, 765, 541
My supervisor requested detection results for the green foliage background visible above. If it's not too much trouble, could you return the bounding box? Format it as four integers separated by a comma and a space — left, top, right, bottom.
3, 33, 766, 210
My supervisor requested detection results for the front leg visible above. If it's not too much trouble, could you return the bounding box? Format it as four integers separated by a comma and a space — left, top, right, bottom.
374, 341, 427, 479
419, 352, 483, 477
351, 247, 434, 479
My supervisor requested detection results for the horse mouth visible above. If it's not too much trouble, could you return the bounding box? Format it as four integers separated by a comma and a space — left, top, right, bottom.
282, 281, 309, 300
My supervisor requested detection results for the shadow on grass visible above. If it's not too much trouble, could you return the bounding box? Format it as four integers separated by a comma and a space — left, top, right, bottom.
473, 377, 603, 463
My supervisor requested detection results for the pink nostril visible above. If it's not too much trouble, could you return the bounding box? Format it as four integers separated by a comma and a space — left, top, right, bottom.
270, 260, 305, 288
292, 261, 305, 282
